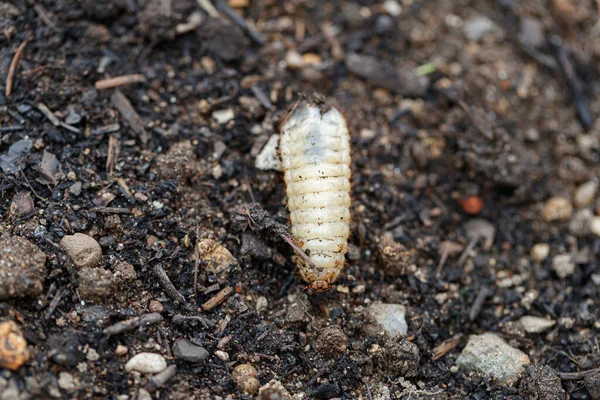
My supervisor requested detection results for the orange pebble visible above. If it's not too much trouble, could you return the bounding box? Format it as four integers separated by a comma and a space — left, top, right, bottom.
460, 195, 484, 215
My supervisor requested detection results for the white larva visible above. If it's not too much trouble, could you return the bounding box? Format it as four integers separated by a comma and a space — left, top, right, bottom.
280, 99, 351, 291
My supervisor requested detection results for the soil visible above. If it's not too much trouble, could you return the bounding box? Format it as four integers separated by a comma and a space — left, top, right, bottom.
1, 0, 599, 399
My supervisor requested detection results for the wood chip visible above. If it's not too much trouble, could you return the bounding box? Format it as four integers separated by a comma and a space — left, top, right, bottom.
201, 286, 233, 311
432, 334, 462, 361
111, 90, 149, 144
37, 103, 60, 126
106, 135, 120, 175
95, 74, 147, 90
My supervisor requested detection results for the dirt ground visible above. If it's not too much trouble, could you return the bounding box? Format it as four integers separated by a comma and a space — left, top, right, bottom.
1, 0, 600, 399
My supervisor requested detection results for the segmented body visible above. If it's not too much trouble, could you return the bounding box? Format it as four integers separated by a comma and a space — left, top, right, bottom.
280, 100, 351, 291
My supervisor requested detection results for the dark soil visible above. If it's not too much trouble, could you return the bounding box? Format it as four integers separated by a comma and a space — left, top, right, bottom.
1, 0, 599, 399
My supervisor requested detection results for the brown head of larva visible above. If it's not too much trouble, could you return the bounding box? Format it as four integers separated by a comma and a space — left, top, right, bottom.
307, 280, 333, 293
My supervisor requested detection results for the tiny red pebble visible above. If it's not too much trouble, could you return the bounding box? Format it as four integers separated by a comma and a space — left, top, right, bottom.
148, 299, 163, 313
459, 195, 484, 215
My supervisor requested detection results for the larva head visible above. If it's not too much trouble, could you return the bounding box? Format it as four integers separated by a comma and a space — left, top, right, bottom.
308, 280, 332, 292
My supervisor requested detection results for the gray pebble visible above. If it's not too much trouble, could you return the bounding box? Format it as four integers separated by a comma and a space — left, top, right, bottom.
463, 16, 496, 42
456, 332, 530, 386
172, 339, 209, 363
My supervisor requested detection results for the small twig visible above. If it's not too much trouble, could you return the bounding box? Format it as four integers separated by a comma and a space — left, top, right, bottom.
172, 313, 214, 329
92, 207, 132, 214
201, 286, 233, 311
469, 286, 491, 321
432, 334, 462, 361
153, 264, 187, 304
6, 38, 28, 97
111, 89, 149, 145
37, 103, 60, 126
0, 125, 24, 132
558, 367, 600, 381
44, 287, 68, 320
103, 313, 163, 335
457, 235, 479, 266
251, 85, 274, 110
214, 0, 265, 45
106, 135, 120, 175
196, 0, 219, 16
551, 36, 593, 130
33, 4, 57, 28
95, 74, 146, 90
175, 11, 204, 34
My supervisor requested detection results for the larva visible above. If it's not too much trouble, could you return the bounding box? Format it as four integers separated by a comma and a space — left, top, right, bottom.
280, 98, 351, 291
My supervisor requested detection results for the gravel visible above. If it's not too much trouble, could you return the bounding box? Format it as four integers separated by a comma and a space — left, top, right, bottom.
456, 332, 530, 386
59, 233, 102, 269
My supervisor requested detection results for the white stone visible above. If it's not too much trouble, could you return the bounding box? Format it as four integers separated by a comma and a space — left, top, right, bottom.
285, 50, 303, 70
366, 302, 407, 337
530, 243, 550, 262
573, 180, 597, 208
591, 216, 600, 237
383, 1, 402, 17
543, 197, 572, 222
552, 254, 575, 279
212, 108, 235, 124
255, 134, 282, 171
58, 372, 77, 393
518, 316, 556, 333
456, 333, 530, 386
125, 353, 167, 374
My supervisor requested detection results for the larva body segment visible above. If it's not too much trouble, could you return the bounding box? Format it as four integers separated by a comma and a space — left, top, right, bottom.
280, 100, 351, 291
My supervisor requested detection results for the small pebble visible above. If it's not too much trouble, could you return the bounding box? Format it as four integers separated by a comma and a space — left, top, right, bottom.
456, 332, 530, 386
115, 345, 128, 356
60, 233, 102, 269
58, 372, 77, 393
569, 209, 593, 236
590, 216, 600, 237
212, 108, 235, 124
383, 0, 402, 17
215, 350, 229, 361
232, 364, 259, 395
172, 339, 209, 363
196, 239, 239, 274
530, 243, 550, 262
259, 379, 291, 400
385, 337, 420, 377
255, 296, 268, 312
542, 197, 573, 222
316, 326, 348, 357
518, 316, 556, 333
125, 353, 167, 374
285, 50, 303, 69
137, 388, 152, 400
463, 16, 496, 42
0, 321, 30, 371
520, 365, 566, 400
584, 370, 600, 400
552, 254, 575, 279
0, 234, 47, 299
78, 267, 116, 299
365, 302, 408, 337
574, 180, 598, 208
255, 134, 282, 171
148, 299, 163, 313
